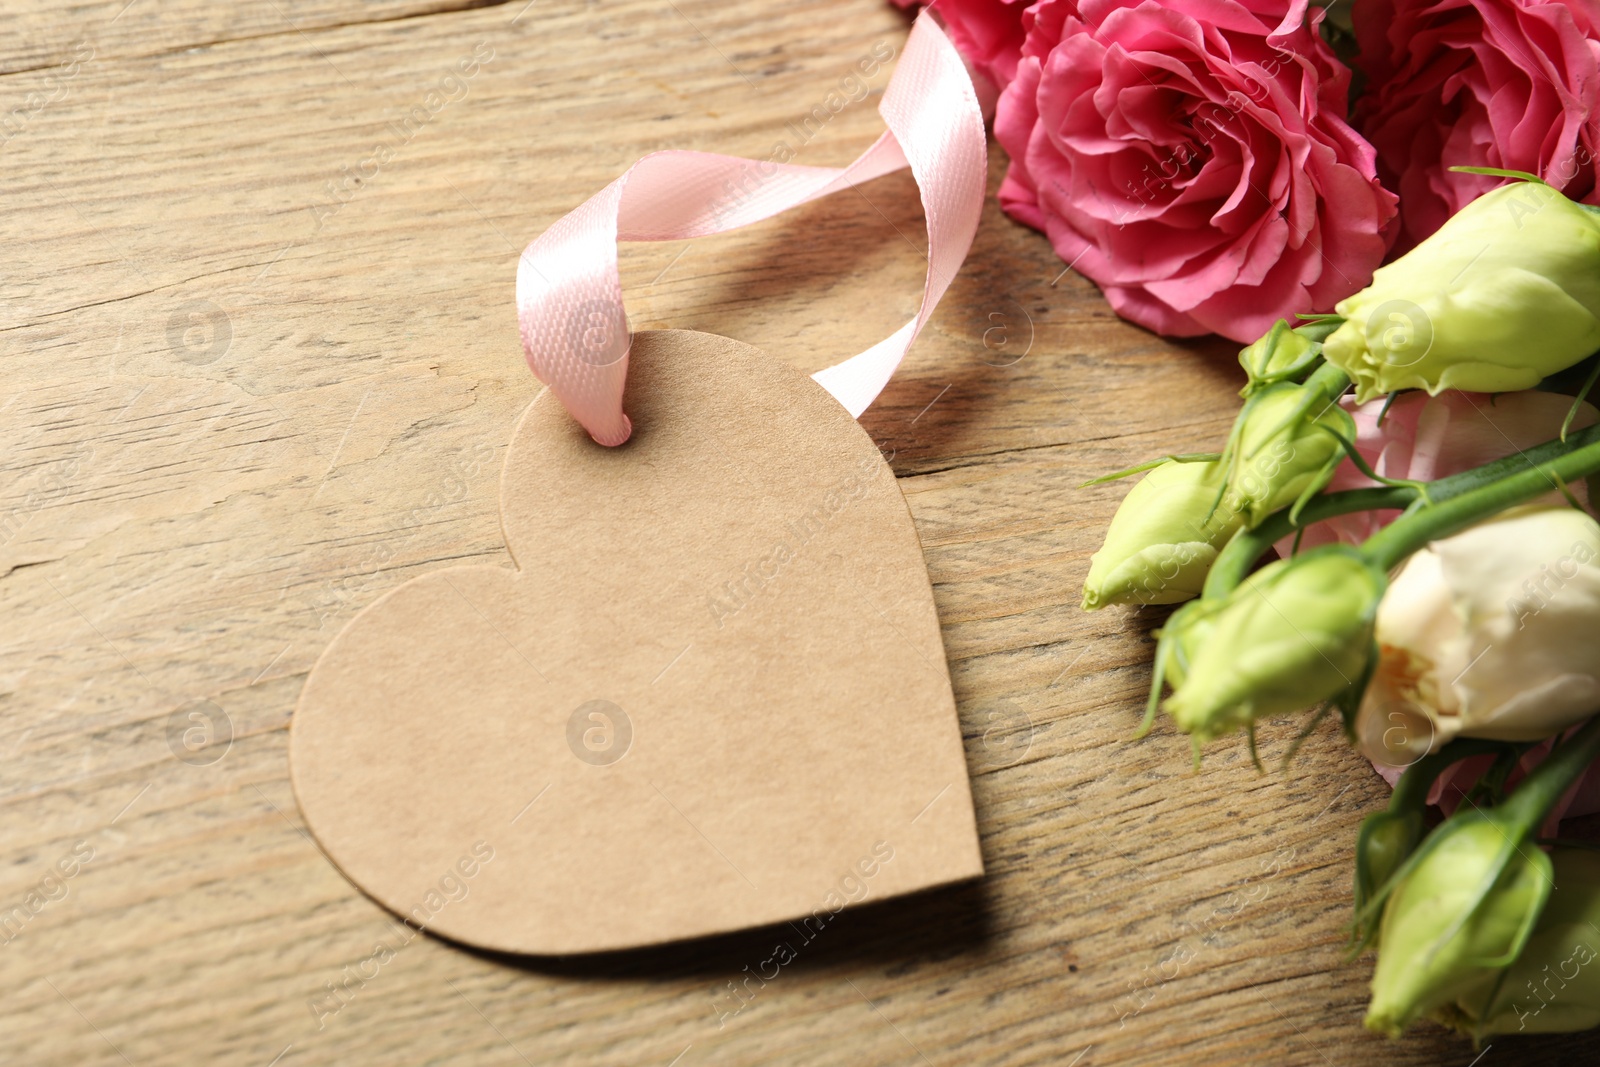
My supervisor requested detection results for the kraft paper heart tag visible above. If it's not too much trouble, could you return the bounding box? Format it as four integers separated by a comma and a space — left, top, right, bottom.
291, 330, 982, 954
291, 11, 989, 953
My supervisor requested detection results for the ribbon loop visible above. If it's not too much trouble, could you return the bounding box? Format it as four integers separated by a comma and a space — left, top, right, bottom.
517, 12, 986, 446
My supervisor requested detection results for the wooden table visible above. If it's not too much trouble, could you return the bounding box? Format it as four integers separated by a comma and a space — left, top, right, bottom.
1, 1, 1589, 1063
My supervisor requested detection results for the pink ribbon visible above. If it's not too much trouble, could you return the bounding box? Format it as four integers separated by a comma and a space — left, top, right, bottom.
516, 12, 986, 446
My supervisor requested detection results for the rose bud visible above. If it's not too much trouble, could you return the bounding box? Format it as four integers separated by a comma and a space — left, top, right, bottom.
1082, 459, 1241, 610
1355, 505, 1600, 770
1364, 815, 1553, 1036
1224, 380, 1356, 528
1162, 547, 1384, 741
1433, 847, 1600, 1038
1324, 181, 1600, 403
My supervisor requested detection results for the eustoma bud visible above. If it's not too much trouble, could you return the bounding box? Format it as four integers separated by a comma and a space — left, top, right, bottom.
1222, 378, 1355, 528
1083, 324, 1347, 612
1364, 816, 1552, 1036
1352, 740, 1503, 950
1082, 459, 1241, 609
1237, 319, 1328, 395
1161, 547, 1383, 741
1083, 369, 1349, 610
1434, 847, 1600, 1038
1160, 423, 1600, 750
1354, 809, 1424, 945
1364, 715, 1600, 1037
1324, 181, 1600, 404
1355, 506, 1600, 769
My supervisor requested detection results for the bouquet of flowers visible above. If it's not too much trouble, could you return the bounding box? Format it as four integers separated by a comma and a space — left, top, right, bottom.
1083, 178, 1600, 1039
895, 0, 1600, 342
900, 0, 1600, 1042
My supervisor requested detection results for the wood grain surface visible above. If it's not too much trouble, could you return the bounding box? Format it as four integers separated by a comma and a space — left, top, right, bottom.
0, 1, 1589, 1064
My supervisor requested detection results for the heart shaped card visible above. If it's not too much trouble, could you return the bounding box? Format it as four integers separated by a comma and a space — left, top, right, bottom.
291, 330, 981, 954
292, 11, 989, 955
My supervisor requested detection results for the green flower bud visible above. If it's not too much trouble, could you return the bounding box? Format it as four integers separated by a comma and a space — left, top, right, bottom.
1162, 547, 1383, 741
1354, 809, 1424, 945
1352, 739, 1509, 951
1152, 598, 1211, 696
1435, 847, 1600, 1038
1082, 459, 1242, 610
1325, 182, 1600, 404
1224, 381, 1355, 528
1238, 319, 1322, 395
1365, 816, 1553, 1037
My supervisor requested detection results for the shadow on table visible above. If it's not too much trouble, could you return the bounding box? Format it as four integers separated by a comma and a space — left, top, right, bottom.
448, 875, 994, 984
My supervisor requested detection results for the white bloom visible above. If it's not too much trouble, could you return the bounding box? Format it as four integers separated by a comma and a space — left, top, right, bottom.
1358, 506, 1600, 767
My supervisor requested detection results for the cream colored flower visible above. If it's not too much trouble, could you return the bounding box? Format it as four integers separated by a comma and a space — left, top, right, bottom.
1358, 506, 1600, 767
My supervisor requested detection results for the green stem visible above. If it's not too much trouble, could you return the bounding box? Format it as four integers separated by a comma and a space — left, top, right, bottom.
1463, 745, 1528, 808
1413, 422, 1600, 500
1293, 319, 1343, 344
1389, 738, 1509, 813
1562, 358, 1600, 441
1498, 715, 1600, 836
1204, 423, 1600, 599
1450, 165, 1549, 186
1204, 487, 1411, 598
1078, 452, 1221, 489
1361, 426, 1600, 571
1301, 361, 1352, 410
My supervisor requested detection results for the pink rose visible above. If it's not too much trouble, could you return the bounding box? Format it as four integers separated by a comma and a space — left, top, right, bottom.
1277, 389, 1598, 555
1354, 0, 1600, 252
890, 0, 1031, 91
993, 0, 1396, 342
